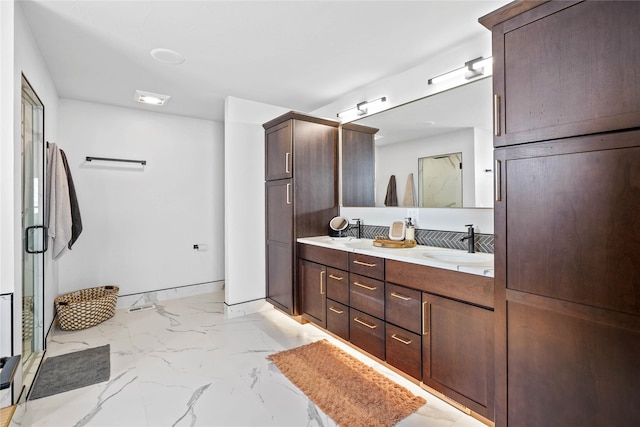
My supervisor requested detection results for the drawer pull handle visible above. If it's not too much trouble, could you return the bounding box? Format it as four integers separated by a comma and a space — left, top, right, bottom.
354, 281, 377, 291
320, 270, 325, 295
390, 292, 411, 301
286, 183, 291, 205
391, 334, 412, 345
354, 317, 377, 329
328, 274, 343, 281
285, 152, 290, 174
329, 307, 344, 314
353, 260, 376, 268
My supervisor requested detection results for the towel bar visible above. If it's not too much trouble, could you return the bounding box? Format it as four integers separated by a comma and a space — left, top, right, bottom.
86, 156, 146, 165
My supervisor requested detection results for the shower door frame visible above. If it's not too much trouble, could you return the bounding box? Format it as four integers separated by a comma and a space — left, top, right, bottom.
20, 74, 46, 383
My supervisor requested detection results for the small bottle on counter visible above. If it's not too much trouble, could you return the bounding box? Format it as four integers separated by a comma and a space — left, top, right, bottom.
405, 217, 415, 242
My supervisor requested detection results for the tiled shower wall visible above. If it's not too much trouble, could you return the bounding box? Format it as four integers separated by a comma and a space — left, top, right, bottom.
344, 224, 494, 254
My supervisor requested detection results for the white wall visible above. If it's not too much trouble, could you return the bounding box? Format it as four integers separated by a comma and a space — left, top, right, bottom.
0, 0, 16, 297
224, 97, 289, 305
474, 128, 494, 208
376, 129, 475, 207
340, 206, 494, 235
311, 35, 493, 125
0, 2, 60, 394
57, 99, 223, 297
312, 34, 495, 234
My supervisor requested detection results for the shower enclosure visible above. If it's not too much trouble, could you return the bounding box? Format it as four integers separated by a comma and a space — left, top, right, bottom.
21, 75, 46, 387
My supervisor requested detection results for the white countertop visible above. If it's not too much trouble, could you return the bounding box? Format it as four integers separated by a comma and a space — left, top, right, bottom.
297, 236, 494, 278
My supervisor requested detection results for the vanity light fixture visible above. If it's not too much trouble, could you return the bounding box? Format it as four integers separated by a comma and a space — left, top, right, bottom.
428, 57, 493, 85
134, 90, 171, 106
337, 96, 387, 120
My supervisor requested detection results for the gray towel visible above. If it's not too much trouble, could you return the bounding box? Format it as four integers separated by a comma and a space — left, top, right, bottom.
384, 175, 398, 206
60, 149, 82, 249
47, 143, 72, 259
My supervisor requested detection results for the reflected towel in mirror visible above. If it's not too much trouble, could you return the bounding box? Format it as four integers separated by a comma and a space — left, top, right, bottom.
384, 175, 398, 206
403, 173, 416, 207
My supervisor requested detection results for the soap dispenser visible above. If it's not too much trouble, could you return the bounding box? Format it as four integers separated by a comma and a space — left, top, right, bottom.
405, 217, 415, 242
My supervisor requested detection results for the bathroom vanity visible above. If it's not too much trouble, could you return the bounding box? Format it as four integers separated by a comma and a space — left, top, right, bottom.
298, 236, 495, 423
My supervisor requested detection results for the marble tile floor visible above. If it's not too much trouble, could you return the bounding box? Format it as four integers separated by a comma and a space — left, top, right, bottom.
12, 291, 487, 427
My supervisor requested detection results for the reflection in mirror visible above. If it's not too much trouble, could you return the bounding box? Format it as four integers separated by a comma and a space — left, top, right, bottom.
341, 77, 493, 208
419, 152, 462, 207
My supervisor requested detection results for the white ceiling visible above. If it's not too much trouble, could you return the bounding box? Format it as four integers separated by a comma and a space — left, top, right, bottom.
20, 0, 508, 122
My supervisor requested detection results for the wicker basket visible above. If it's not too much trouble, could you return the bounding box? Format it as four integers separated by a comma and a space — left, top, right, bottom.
54, 285, 119, 330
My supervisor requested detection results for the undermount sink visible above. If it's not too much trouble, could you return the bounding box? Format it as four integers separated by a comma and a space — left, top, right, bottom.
422, 251, 493, 267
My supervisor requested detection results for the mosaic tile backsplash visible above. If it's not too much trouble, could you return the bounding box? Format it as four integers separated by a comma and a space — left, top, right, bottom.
343, 224, 494, 254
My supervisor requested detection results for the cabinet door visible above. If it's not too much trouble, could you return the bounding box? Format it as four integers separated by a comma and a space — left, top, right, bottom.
265, 179, 293, 314
499, 133, 640, 315
299, 259, 326, 328
341, 127, 375, 207
266, 240, 293, 313
506, 301, 640, 427
422, 292, 494, 420
494, 132, 640, 427
265, 121, 292, 181
265, 179, 292, 243
493, 1, 640, 146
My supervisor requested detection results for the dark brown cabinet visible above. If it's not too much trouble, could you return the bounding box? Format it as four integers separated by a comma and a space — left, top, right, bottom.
422, 292, 494, 420
493, 133, 640, 427
297, 243, 349, 333
264, 112, 338, 315
341, 123, 377, 207
299, 259, 327, 328
481, 2, 640, 426
299, 242, 496, 421
487, 1, 640, 147
386, 259, 494, 420
385, 283, 422, 381
349, 308, 385, 360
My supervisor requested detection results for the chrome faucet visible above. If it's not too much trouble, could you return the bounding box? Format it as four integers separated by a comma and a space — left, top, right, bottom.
460, 224, 475, 253
352, 218, 362, 239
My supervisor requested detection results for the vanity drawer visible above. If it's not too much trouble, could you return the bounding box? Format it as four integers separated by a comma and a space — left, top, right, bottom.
349, 273, 384, 319
386, 259, 494, 309
350, 308, 385, 360
326, 268, 349, 305
385, 283, 422, 334
386, 323, 421, 380
349, 252, 384, 281
327, 299, 349, 341
298, 243, 349, 270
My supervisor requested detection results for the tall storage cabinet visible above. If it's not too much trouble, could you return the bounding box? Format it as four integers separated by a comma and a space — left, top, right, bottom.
264, 112, 338, 315
481, 2, 640, 426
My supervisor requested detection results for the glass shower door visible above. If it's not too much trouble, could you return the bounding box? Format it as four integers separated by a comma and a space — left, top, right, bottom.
21, 76, 46, 376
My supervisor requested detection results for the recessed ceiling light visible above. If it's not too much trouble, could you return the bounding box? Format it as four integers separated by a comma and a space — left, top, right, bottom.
150, 48, 185, 65
134, 90, 171, 106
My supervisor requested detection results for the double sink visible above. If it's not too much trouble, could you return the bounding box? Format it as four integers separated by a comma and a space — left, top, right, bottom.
298, 236, 494, 277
